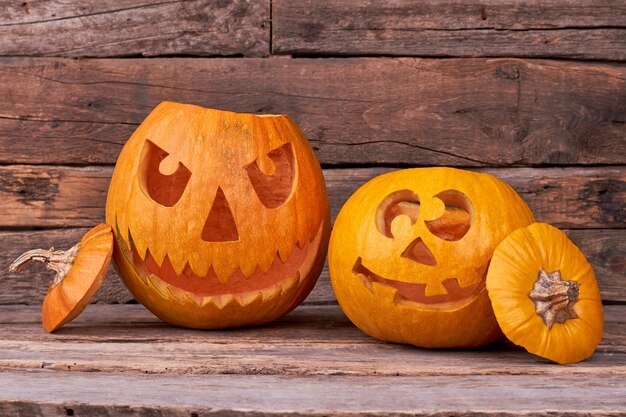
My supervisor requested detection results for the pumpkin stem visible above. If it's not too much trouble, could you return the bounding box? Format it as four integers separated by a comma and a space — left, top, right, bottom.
9, 245, 80, 288
529, 269, 580, 329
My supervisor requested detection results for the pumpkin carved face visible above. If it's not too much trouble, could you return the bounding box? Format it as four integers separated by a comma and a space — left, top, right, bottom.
106, 102, 330, 329
329, 168, 535, 348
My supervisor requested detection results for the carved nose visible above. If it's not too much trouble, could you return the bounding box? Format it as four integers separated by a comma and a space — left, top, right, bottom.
201, 187, 239, 242
402, 237, 437, 266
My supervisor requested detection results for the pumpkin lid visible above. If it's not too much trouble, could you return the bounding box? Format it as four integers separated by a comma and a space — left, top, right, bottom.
486, 222, 604, 364
10, 224, 113, 332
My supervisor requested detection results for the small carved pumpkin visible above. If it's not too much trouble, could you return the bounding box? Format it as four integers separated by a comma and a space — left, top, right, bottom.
329, 168, 535, 348
487, 222, 603, 364
106, 102, 330, 329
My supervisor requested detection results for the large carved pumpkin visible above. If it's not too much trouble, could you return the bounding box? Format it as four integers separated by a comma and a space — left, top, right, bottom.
329, 168, 535, 348
106, 102, 330, 329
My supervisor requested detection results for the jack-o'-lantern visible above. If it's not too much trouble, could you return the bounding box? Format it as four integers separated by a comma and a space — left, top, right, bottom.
106, 102, 330, 329
329, 168, 535, 348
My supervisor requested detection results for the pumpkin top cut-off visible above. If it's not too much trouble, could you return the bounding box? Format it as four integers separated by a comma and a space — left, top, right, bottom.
9, 224, 113, 332
486, 222, 603, 364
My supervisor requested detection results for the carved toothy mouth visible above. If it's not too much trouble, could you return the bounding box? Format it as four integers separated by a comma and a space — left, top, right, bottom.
352, 257, 487, 307
116, 223, 324, 309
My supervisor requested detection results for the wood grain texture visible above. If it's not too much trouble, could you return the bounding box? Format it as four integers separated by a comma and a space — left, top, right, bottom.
0, 304, 624, 376
1, 228, 624, 305
2, 370, 624, 416
565, 229, 626, 303
277, 0, 626, 30
0, 305, 624, 416
0, 57, 624, 166
0, 0, 269, 57
1, 165, 622, 228
0, 165, 111, 228
273, 0, 626, 60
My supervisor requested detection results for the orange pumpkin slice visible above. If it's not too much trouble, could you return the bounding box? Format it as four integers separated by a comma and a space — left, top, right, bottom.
486, 222, 603, 364
10, 224, 113, 332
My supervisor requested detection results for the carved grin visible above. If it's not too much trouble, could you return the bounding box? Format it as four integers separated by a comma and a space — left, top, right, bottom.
116, 223, 324, 308
352, 257, 487, 307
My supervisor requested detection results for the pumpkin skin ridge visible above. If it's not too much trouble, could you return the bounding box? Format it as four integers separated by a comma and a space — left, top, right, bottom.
116, 220, 325, 300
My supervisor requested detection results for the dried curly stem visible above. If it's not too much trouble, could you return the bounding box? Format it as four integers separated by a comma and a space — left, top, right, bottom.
529, 269, 580, 329
9, 244, 80, 288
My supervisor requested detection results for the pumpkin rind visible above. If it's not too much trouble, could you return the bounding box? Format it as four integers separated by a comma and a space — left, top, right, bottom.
10, 224, 113, 333
329, 168, 535, 348
106, 102, 330, 329
42, 224, 113, 332
486, 222, 604, 364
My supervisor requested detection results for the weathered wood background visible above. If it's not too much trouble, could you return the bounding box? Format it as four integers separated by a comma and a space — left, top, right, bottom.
0, 1, 624, 308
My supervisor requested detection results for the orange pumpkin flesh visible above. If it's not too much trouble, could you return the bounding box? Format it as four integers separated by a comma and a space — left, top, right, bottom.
9, 224, 113, 333
106, 102, 330, 329
329, 168, 536, 348
486, 222, 604, 364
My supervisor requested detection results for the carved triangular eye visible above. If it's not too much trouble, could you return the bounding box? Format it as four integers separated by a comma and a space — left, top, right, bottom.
246, 143, 295, 209
139, 139, 191, 207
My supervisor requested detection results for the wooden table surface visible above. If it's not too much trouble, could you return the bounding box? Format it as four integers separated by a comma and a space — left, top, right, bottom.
0, 0, 624, 415
1, 304, 625, 416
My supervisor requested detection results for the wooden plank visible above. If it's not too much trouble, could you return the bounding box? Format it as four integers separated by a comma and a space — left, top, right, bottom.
1, 228, 623, 305
276, 0, 626, 30
0, 305, 624, 415
276, 28, 626, 61
0, 0, 269, 57
273, 0, 626, 60
1, 370, 624, 416
0, 304, 623, 414
0, 165, 111, 228
0, 305, 623, 377
0, 57, 624, 166
565, 229, 626, 303
1, 165, 622, 228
